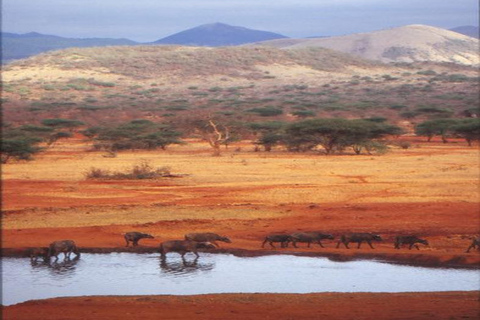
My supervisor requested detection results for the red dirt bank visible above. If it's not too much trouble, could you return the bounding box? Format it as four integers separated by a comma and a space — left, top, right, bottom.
4, 292, 479, 320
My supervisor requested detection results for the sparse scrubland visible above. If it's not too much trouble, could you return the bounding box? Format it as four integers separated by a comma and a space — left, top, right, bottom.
2, 46, 479, 163
2, 46, 478, 130
2, 44, 479, 319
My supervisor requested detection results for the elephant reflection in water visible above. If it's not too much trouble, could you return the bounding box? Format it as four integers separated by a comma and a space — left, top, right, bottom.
158, 240, 215, 275
159, 257, 215, 275
29, 247, 50, 265
47, 258, 80, 276
30, 254, 80, 276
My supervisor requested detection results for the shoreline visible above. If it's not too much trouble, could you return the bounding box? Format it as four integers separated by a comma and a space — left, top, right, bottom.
3, 246, 479, 270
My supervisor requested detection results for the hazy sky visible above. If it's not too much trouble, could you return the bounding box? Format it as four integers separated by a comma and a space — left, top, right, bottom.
3, 0, 479, 42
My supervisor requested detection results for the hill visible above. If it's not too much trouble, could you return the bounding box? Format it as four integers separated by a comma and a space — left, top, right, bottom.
255, 25, 479, 66
1, 32, 138, 63
2, 44, 478, 131
449, 25, 480, 39
152, 22, 288, 46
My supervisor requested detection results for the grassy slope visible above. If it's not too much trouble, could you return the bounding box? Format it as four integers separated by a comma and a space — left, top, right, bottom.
1, 45, 478, 128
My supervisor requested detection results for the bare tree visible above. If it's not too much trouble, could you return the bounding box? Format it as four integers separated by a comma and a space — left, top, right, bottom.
178, 113, 242, 156
203, 119, 230, 156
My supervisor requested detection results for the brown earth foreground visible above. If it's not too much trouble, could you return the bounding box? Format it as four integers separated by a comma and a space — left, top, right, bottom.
3, 292, 479, 320
2, 139, 480, 319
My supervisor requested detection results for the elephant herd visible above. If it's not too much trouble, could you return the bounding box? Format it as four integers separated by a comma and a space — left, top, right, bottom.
30, 231, 479, 263
262, 232, 480, 253
29, 232, 232, 263
263, 232, 420, 249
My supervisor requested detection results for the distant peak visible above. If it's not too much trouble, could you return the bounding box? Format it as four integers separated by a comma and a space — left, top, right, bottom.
153, 22, 287, 46
198, 23, 243, 30
202, 22, 229, 27
24, 32, 45, 37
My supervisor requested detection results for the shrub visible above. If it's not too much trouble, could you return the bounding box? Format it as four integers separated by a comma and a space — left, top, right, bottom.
41, 118, 85, 129
291, 110, 316, 118
389, 104, 408, 110
87, 79, 116, 87
382, 74, 398, 81
400, 111, 418, 119
208, 87, 222, 92
85, 160, 172, 180
84, 167, 110, 179
246, 106, 283, 117
364, 117, 387, 123
397, 141, 412, 149
417, 70, 437, 76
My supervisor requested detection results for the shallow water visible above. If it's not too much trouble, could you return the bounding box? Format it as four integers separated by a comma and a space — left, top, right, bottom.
2, 253, 479, 306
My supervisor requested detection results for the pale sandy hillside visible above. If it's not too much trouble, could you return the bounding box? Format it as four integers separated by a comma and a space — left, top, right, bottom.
257, 25, 479, 65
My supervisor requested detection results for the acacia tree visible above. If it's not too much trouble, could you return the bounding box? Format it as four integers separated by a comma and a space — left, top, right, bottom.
348, 120, 403, 154
256, 132, 285, 152
284, 118, 401, 154
285, 118, 351, 154
40, 118, 84, 146
83, 120, 183, 152
451, 118, 480, 146
414, 119, 459, 143
249, 121, 287, 151
1, 127, 44, 163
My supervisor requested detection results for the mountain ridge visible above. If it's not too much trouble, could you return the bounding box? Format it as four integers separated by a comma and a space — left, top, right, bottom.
1, 32, 138, 63
449, 25, 479, 38
2, 23, 478, 65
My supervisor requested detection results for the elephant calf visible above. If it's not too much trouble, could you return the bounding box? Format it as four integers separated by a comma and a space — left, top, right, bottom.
124, 232, 154, 247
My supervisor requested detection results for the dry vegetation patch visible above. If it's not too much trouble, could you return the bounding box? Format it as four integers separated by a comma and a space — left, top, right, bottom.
2, 140, 479, 225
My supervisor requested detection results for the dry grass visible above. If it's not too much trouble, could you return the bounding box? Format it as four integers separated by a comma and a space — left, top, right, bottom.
2, 139, 478, 230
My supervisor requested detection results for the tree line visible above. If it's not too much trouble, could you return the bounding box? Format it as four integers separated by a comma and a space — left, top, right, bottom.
2, 117, 479, 163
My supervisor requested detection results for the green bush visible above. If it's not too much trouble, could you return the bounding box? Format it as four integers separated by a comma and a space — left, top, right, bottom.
397, 141, 412, 149
1, 128, 44, 163
87, 79, 116, 87
247, 106, 283, 117
292, 110, 316, 118
416, 70, 437, 76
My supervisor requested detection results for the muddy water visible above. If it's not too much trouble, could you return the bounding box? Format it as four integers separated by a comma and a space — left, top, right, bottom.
2, 253, 479, 306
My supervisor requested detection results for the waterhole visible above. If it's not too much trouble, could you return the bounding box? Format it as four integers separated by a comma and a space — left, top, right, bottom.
2, 253, 479, 306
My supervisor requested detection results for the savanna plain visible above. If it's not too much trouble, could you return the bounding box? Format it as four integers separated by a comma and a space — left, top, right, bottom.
2, 137, 480, 319
2, 41, 480, 319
